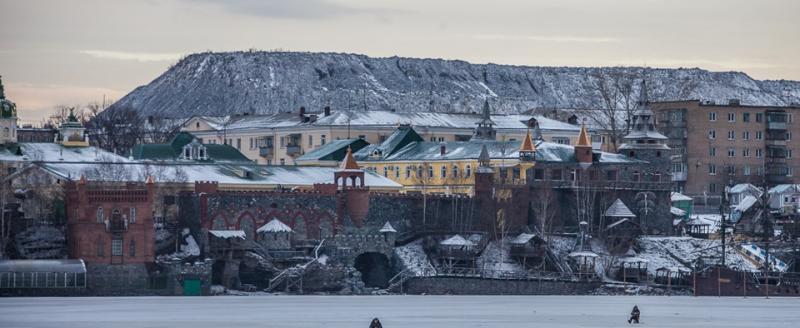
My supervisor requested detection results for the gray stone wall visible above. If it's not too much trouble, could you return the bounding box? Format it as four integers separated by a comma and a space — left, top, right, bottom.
404, 276, 601, 295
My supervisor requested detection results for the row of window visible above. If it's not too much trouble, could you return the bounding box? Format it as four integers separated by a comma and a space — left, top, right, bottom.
709, 112, 795, 123
707, 165, 794, 177
96, 238, 136, 257
366, 165, 475, 180
707, 130, 793, 141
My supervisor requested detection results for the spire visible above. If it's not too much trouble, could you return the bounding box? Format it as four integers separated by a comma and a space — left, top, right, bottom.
520, 128, 535, 153
576, 121, 591, 147
478, 144, 490, 167
482, 99, 491, 121
339, 146, 360, 170
634, 79, 653, 115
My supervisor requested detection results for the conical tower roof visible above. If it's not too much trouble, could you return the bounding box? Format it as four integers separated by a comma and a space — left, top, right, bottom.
338, 146, 360, 171
576, 122, 591, 147
478, 144, 490, 166
520, 129, 535, 153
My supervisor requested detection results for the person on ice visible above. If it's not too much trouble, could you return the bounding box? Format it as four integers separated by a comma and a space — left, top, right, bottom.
369, 317, 383, 328
628, 305, 640, 324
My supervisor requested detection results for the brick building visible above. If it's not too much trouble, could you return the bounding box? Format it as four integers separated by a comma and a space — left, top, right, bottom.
65, 177, 155, 265
650, 100, 799, 197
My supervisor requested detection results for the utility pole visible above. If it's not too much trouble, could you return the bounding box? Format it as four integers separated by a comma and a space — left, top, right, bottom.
719, 187, 729, 266
762, 183, 772, 298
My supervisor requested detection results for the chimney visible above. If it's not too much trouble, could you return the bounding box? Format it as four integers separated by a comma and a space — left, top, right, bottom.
728, 99, 741, 106
299, 106, 306, 117
439, 142, 446, 156
324, 106, 331, 117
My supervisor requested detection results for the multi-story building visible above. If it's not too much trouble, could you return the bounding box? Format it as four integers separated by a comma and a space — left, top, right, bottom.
179, 103, 582, 165
650, 100, 799, 197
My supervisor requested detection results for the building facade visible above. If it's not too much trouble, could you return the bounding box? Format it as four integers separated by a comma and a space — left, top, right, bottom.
650, 100, 799, 197
179, 105, 582, 165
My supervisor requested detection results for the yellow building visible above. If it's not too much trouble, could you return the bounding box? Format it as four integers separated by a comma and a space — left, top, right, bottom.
180, 104, 581, 165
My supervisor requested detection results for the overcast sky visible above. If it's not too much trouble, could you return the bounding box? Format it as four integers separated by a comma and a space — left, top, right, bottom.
1, 0, 798, 123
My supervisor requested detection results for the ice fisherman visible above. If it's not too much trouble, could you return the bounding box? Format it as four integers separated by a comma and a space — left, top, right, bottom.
369, 317, 383, 328
628, 305, 640, 324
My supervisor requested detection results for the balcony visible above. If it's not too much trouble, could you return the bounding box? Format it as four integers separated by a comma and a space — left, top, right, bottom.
259, 146, 273, 158
286, 145, 302, 156
672, 171, 687, 182
106, 217, 128, 232
767, 121, 787, 130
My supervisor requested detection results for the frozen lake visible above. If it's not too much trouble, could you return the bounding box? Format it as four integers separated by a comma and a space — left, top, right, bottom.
1, 295, 798, 328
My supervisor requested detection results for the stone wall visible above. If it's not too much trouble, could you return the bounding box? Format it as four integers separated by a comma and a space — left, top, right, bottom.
404, 276, 601, 295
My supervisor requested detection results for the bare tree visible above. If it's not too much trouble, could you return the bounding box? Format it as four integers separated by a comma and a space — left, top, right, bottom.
531, 184, 557, 241
0, 177, 10, 259
144, 115, 180, 144
87, 106, 145, 155
585, 70, 643, 152
573, 169, 600, 234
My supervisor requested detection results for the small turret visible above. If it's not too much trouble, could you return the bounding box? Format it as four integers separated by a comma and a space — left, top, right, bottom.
0, 75, 19, 144
575, 120, 593, 168
471, 99, 496, 141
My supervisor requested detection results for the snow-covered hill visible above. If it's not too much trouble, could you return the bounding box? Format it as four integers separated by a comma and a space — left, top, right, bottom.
108, 51, 800, 118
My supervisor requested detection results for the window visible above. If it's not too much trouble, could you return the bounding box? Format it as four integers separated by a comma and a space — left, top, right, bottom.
438, 137, 445, 142
757, 166, 764, 176
405, 166, 411, 179
452, 165, 459, 178
743, 112, 750, 122
96, 207, 104, 223
236, 138, 241, 150
727, 165, 736, 175
756, 113, 763, 122
280, 158, 285, 165
788, 132, 793, 141
727, 130, 735, 140
417, 166, 423, 178
394, 166, 400, 179
744, 165, 751, 176
96, 239, 105, 257
708, 130, 716, 139
606, 170, 618, 181
321, 135, 326, 145
788, 149, 793, 158
727, 148, 735, 158
632, 171, 640, 182
196, 122, 200, 128
550, 169, 563, 180
789, 113, 794, 123
727, 112, 735, 122
789, 167, 794, 177
709, 112, 717, 121
440, 166, 447, 178
129, 207, 136, 224
743, 131, 750, 140
308, 135, 313, 147
756, 149, 763, 158
756, 131, 763, 140
742, 148, 750, 157
708, 164, 717, 175
280, 136, 285, 148
709, 183, 717, 193
111, 238, 123, 256
534, 169, 544, 180
553, 137, 570, 145
709, 147, 716, 157
249, 138, 254, 149
383, 167, 388, 177
129, 240, 136, 257
428, 166, 434, 178
358, 135, 366, 140
465, 165, 472, 178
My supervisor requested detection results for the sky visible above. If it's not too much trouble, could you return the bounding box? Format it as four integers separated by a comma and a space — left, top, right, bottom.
1, 0, 798, 124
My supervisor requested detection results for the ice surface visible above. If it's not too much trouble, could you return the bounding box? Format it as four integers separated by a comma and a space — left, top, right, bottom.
1, 296, 797, 328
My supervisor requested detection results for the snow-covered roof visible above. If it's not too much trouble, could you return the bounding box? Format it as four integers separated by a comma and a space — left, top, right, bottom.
568, 251, 598, 258
379, 221, 397, 233
768, 184, 800, 194
670, 207, 686, 216
440, 235, 475, 247
734, 195, 759, 212
32, 162, 402, 189
620, 257, 649, 263
729, 183, 761, 194
510, 233, 538, 245
257, 219, 293, 233
0, 143, 128, 163
209, 230, 246, 239
0, 259, 86, 273
189, 111, 581, 133
604, 199, 636, 218
655, 266, 691, 273
670, 192, 692, 202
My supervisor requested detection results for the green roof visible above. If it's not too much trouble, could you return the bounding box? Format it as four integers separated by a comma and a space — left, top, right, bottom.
354, 125, 423, 160
132, 132, 250, 162
297, 138, 369, 162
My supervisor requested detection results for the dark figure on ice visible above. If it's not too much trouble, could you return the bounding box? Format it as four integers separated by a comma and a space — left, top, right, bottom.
369, 318, 383, 328
628, 305, 640, 324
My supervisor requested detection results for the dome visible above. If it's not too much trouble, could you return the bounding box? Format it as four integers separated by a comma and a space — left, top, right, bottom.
0, 76, 17, 119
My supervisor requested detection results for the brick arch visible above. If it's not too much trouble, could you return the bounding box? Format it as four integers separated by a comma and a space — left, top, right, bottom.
237, 212, 257, 239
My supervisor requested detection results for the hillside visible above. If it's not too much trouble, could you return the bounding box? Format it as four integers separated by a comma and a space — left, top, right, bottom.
108, 51, 800, 118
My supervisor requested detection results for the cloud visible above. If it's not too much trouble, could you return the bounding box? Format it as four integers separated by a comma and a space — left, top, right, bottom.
473, 34, 621, 43
183, 0, 367, 19
80, 50, 184, 62
4, 82, 125, 124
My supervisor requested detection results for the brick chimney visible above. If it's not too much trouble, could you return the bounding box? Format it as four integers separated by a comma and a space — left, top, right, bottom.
324, 106, 331, 117
299, 106, 306, 117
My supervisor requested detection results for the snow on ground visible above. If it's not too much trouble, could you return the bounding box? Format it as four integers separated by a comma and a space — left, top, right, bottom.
393, 240, 435, 277
1, 296, 797, 328
545, 235, 576, 259
157, 229, 200, 261
690, 214, 722, 233
638, 237, 759, 272
477, 239, 527, 278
